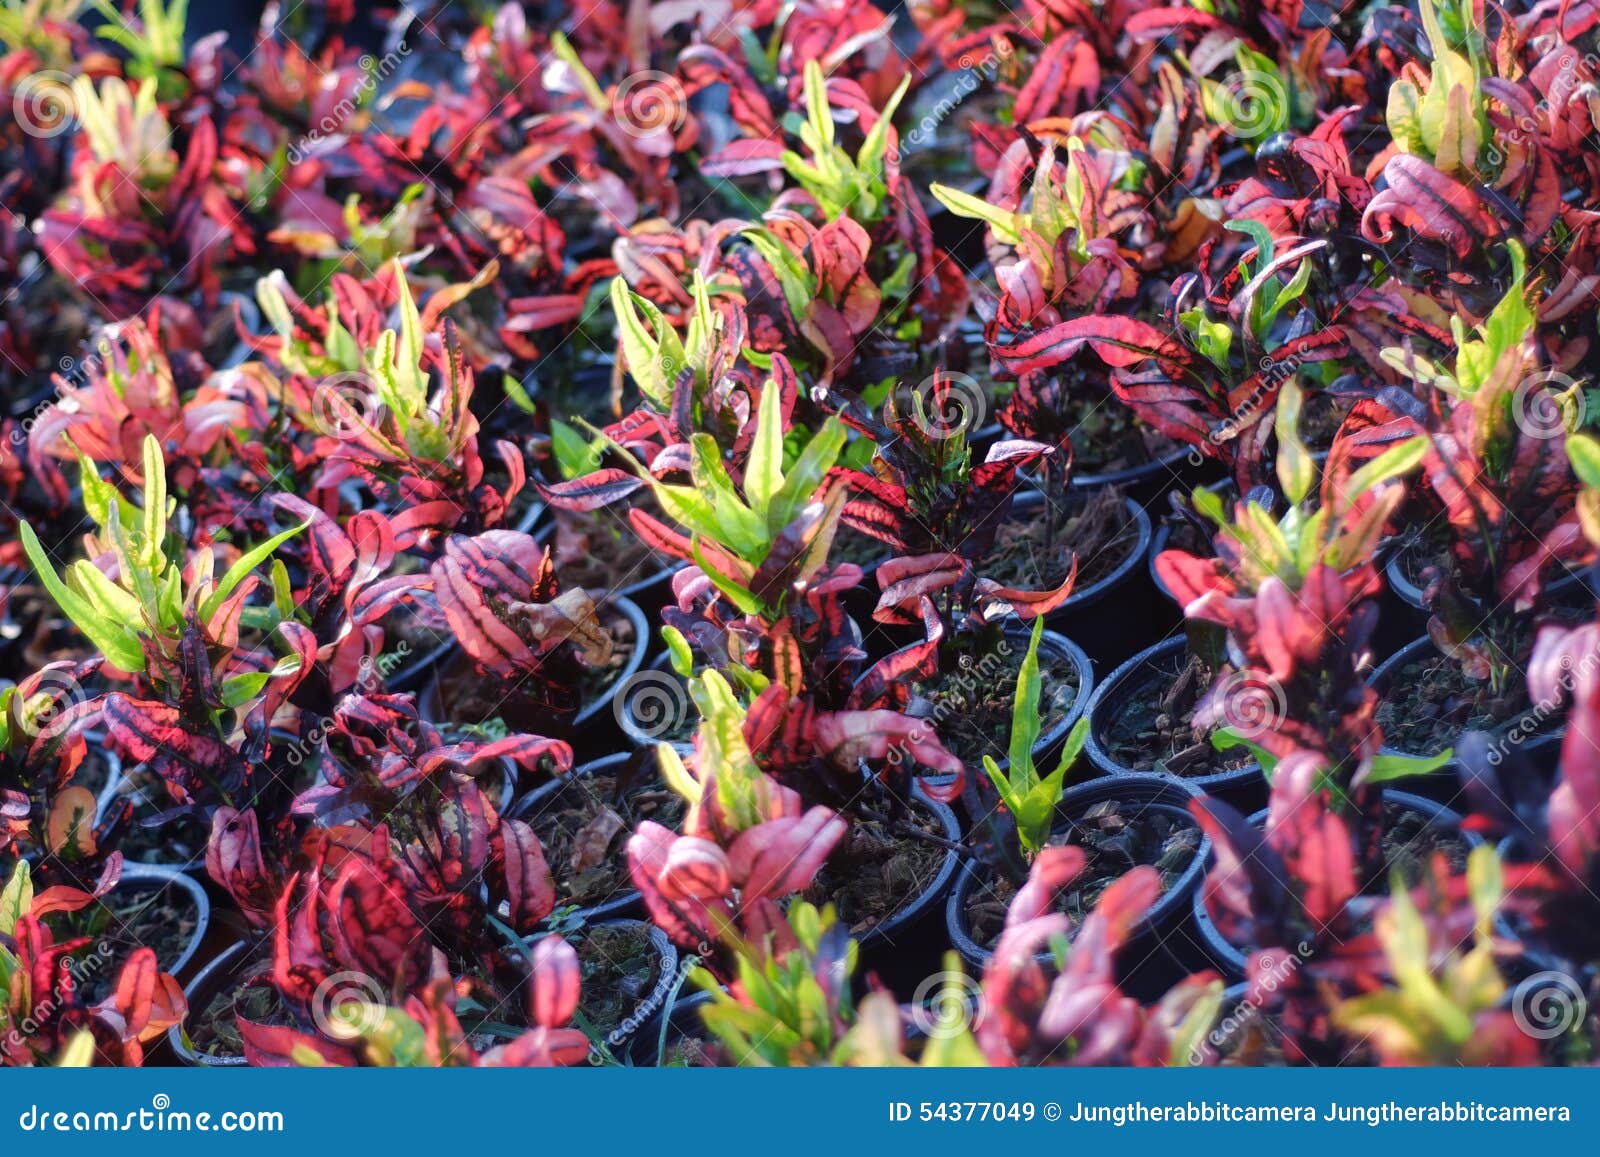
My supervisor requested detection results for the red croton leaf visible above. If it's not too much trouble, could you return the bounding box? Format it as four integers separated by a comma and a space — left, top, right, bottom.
1362, 154, 1502, 258
207, 807, 277, 928
727, 807, 846, 901
993, 315, 1195, 377
102, 693, 248, 806
493, 818, 557, 933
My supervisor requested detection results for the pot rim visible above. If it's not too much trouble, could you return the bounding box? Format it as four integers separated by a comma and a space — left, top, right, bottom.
115, 861, 212, 980
1147, 477, 1237, 604
408, 593, 650, 735
533, 512, 686, 603
625, 986, 719, 1066
944, 772, 1210, 969
1384, 544, 1588, 613
1003, 491, 1153, 616
1081, 635, 1264, 791
913, 623, 1095, 780
1366, 633, 1570, 760
505, 751, 651, 923
1190, 789, 1470, 976
614, 651, 695, 751
167, 938, 259, 1067
589, 918, 680, 1051
852, 786, 965, 951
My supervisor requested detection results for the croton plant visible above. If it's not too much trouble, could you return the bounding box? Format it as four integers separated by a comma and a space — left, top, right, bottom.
1, 0, 1598, 1071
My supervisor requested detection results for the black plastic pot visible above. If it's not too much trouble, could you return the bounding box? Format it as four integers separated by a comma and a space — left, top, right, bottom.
927, 174, 990, 273
625, 988, 717, 1066
215, 289, 262, 370
572, 594, 651, 740
533, 514, 686, 623
924, 623, 1095, 786
1367, 634, 1555, 760
91, 745, 126, 828
1493, 833, 1574, 982
846, 788, 965, 997
996, 490, 1165, 667
504, 752, 655, 922
1072, 444, 1208, 506
1379, 551, 1433, 640
586, 920, 680, 1052
1082, 637, 1265, 805
1191, 790, 1470, 977
95, 758, 211, 875
844, 486, 1167, 664
114, 862, 211, 979
944, 773, 1209, 970
415, 593, 650, 760
1386, 545, 1587, 614
168, 939, 260, 1067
